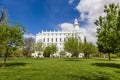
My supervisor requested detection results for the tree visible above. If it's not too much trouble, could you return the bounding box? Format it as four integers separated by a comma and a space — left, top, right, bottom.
64, 37, 82, 57
23, 37, 35, 57
94, 3, 120, 60
0, 7, 7, 57
0, 24, 24, 67
59, 51, 66, 57
34, 41, 44, 52
8, 46, 21, 57
0, 45, 6, 56
50, 44, 58, 55
82, 42, 98, 58
43, 44, 57, 57
43, 46, 51, 57
0, 7, 7, 24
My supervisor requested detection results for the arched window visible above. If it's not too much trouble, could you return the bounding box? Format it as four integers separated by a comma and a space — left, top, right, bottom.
60, 38, 61, 42
47, 38, 49, 42
51, 38, 53, 42
43, 38, 45, 42
63, 38, 65, 41
56, 38, 57, 42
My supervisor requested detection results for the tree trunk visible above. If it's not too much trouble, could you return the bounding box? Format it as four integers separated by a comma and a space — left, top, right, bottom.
108, 53, 111, 60
88, 54, 90, 58
84, 54, 87, 58
2, 47, 8, 67
2, 54, 7, 67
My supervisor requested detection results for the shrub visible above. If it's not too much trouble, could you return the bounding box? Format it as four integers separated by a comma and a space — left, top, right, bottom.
116, 53, 120, 57
43, 47, 50, 57
109, 54, 118, 58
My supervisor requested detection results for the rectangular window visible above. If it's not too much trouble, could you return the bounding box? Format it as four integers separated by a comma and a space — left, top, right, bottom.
60, 38, 61, 42
52, 38, 53, 42
56, 38, 57, 42
47, 38, 49, 42
43, 38, 45, 42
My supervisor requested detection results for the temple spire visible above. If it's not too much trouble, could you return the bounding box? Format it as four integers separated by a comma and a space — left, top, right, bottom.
74, 18, 80, 31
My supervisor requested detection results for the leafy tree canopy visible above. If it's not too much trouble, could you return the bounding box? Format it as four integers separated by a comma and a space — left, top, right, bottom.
43, 44, 57, 57
94, 3, 120, 60
64, 37, 82, 57
0, 24, 25, 67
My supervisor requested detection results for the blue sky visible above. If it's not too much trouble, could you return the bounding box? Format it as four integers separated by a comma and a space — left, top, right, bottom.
1, 0, 119, 44
0, 0, 81, 34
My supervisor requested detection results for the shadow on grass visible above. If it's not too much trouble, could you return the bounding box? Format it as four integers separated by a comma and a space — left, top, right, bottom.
94, 58, 117, 61
0, 62, 28, 67
115, 70, 120, 73
63, 58, 84, 61
92, 62, 120, 69
68, 73, 111, 80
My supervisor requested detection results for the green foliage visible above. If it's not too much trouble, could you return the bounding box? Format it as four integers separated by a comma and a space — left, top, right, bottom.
22, 37, 35, 57
94, 3, 120, 60
0, 58, 120, 80
82, 42, 98, 58
0, 45, 6, 56
59, 51, 66, 57
0, 24, 25, 67
109, 54, 118, 58
0, 24, 24, 47
21, 48, 28, 57
64, 37, 82, 57
43, 46, 51, 57
43, 44, 57, 57
116, 53, 120, 57
34, 41, 44, 52
9, 47, 22, 57
50, 44, 58, 54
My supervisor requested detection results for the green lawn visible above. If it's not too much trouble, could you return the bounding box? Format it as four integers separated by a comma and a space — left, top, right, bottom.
0, 58, 120, 80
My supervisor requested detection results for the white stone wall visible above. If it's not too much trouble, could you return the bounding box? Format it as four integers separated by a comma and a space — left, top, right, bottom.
36, 30, 83, 52
35, 19, 84, 54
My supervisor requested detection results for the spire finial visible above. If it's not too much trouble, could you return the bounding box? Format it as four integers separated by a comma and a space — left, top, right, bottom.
74, 18, 78, 26
74, 18, 80, 30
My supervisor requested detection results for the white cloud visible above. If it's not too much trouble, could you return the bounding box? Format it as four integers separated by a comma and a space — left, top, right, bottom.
76, 0, 120, 23
60, 23, 74, 31
60, 0, 120, 44
81, 25, 97, 45
68, 0, 74, 4
75, 0, 120, 44
23, 33, 36, 39
60, 22, 97, 44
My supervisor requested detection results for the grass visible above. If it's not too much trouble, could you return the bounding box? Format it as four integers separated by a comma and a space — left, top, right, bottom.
0, 58, 120, 80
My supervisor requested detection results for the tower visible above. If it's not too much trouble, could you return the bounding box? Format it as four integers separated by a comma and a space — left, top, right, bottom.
73, 19, 81, 39
73, 19, 80, 31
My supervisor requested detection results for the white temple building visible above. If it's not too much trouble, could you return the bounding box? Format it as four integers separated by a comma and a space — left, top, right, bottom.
32, 19, 84, 57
